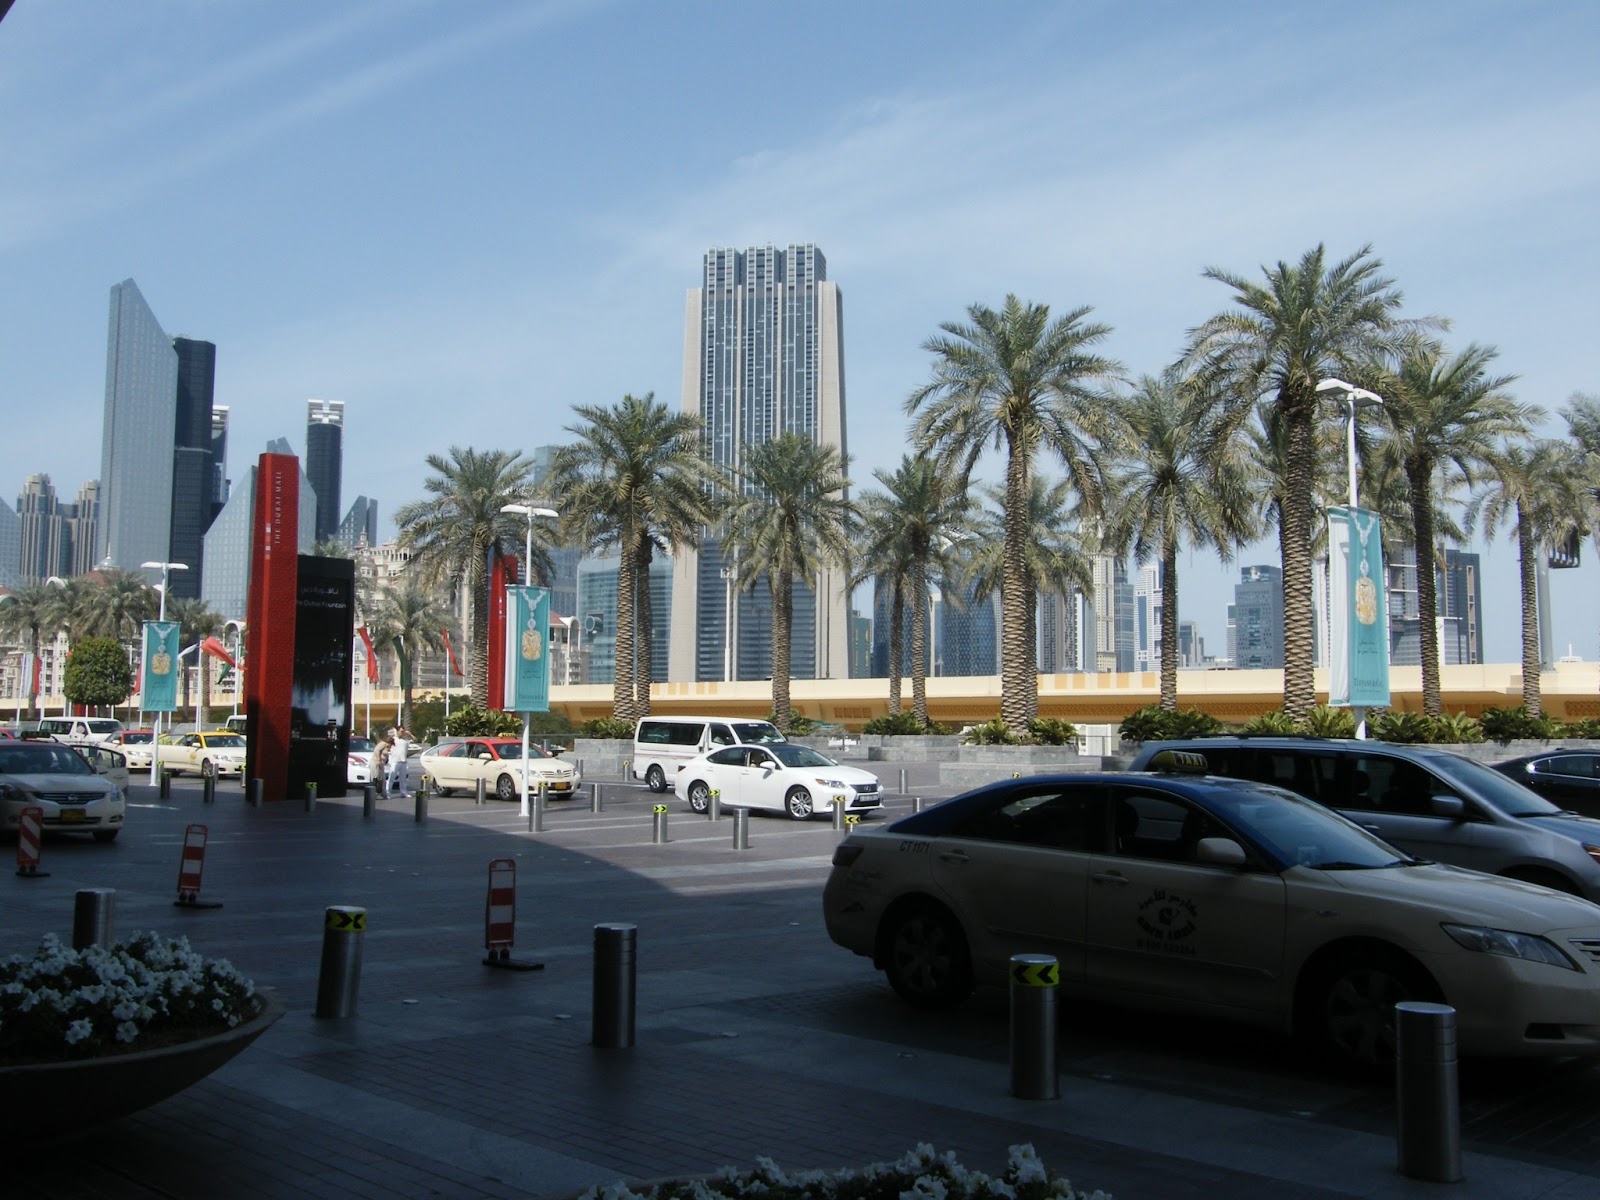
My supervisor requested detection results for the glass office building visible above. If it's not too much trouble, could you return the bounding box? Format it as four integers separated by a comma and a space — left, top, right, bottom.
99, 279, 179, 571
306, 400, 344, 544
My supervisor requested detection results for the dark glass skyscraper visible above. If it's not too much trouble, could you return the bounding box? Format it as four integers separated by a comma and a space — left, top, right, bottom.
306, 400, 344, 544
167, 336, 217, 598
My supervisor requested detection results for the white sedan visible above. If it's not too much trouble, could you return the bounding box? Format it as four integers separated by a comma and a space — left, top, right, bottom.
417, 738, 580, 800
674, 743, 883, 820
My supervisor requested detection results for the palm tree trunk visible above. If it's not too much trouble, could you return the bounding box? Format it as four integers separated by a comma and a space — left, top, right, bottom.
1000, 440, 1035, 736
198, 656, 210, 729
613, 530, 638, 722
1160, 538, 1179, 712
886, 580, 904, 715
1517, 509, 1541, 715
1279, 396, 1318, 721
1407, 460, 1443, 717
634, 534, 653, 718
470, 562, 490, 708
909, 556, 928, 725
771, 569, 793, 731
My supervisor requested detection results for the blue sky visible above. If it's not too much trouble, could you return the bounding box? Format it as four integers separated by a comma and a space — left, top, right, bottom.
2, 0, 1597, 664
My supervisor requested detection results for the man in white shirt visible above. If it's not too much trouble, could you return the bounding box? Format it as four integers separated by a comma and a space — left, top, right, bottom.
388, 726, 413, 796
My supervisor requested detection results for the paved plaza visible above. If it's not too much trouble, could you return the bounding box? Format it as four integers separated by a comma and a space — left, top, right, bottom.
7, 765, 1600, 1199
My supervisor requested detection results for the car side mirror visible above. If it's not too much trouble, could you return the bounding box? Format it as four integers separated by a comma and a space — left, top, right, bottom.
1194, 837, 1248, 867
1430, 795, 1466, 820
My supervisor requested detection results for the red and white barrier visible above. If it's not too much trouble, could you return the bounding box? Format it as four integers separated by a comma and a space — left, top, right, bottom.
483, 857, 542, 970
174, 823, 222, 908
16, 805, 47, 878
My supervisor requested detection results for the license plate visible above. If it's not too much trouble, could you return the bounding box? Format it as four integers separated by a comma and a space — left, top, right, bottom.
550, 782, 572, 791
60, 809, 86, 822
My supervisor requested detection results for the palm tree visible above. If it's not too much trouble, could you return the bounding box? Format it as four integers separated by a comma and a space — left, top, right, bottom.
1467, 439, 1593, 715
719, 433, 853, 732
906, 295, 1120, 734
0, 583, 57, 718
549, 393, 714, 723
369, 586, 451, 729
394, 447, 543, 707
851, 457, 972, 726
1100, 366, 1260, 711
1187, 245, 1430, 720
76, 568, 158, 641
167, 596, 225, 727
1372, 341, 1534, 715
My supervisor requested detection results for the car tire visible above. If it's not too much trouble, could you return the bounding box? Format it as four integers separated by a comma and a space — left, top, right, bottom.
881, 903, 973, 1009
496, 774, 518, 802
1302, 947, 1441, 1071
201, 759, 216, 781
785, 786, 813, 820
645, 764, 666, 793
435, 786, 454, 797
686, 780, 711, 814
93, 830, 120, 843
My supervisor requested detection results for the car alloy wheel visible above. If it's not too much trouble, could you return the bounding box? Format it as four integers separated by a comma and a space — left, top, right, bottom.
496, 774, 518, 801
645, 764, 667, 793
687, 780, 711, 814
1313, 949, 1440, 1070
785, 785, 813, 820
882, 903, 973, 1009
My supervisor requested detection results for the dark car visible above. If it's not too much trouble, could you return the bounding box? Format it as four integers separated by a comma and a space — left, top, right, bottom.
1494, 751, 1600, 817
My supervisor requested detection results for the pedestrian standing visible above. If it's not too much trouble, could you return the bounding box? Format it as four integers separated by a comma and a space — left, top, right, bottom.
389, 725, 413, 797
372, 732, 392, 797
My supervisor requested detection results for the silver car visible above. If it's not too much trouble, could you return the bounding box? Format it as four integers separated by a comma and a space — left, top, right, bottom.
1128, 737, 1600, 901
0, 739, 126, 842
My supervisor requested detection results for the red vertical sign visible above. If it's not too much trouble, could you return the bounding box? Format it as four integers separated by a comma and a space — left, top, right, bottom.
245, 453, 299, 800
486, 551, 517, 712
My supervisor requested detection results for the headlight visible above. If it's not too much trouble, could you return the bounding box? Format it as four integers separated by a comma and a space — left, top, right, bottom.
1442, 923, 1579, 970
817, 778, 849, 789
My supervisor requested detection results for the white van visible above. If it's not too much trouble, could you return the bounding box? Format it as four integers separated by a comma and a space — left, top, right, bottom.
632, 715, 785, 793
38, 716, 124, 744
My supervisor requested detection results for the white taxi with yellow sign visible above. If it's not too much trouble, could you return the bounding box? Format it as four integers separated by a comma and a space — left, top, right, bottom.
822, 751, 1600, 1068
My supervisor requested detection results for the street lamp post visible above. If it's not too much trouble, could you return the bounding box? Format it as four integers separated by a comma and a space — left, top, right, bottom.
1315, 380, 1385, 739
499, 504, 558, 817
720, 557, 738, 682
140, 561, 189, 783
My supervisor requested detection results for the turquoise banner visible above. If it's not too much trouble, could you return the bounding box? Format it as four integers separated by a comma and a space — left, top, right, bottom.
142, 620, 181, 713
1345, 506, 1391, 708
503, 586, 550, 713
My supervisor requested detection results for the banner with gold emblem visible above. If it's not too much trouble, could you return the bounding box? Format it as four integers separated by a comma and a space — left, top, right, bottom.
142, 620, 181, 713
1326, 506, 1390, 709
503, 586, 550, 713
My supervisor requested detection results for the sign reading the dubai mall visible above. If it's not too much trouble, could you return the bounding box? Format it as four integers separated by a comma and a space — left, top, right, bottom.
1326, 505, 1391, 709
141, 620, 181, 713
503, 586, 551, 713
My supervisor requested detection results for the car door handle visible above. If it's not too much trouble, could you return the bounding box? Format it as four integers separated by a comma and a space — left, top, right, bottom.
1361, 824, 1381, 833
936, 850, 970, 865
1092, 871, 1130, 886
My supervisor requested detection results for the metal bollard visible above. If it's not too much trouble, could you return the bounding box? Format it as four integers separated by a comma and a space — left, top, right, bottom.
1396, 1002, 1462, 1182
590, 783, 603, 813
533, 782, 546, 832
592, 923, 637, 1049
159, 770, 172, 799
414, 789, 428, 823
899, 768, 908, 794
305, 781, 317, 812
202, 774, 215, 804
708, 788, 721, 821
1009, 953, 1060, 1100
832, 794, 848, 830
475, 777, 487, 805
651, 803, 668, 843
314, 906, 366, 1019
248, 776, 263, 807
913, 795, 925, 814
73, 887, 115, 950
732, 806, 749, 850
362, 784, 375, 819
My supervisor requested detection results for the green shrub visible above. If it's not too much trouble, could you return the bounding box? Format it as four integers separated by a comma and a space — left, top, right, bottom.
1167, 709, 1223, 737
1479, 705, 1561, 745
862, 711, 951, 735
1368, 709, 1435, 744
1560, 717, 1600, 739
577, 716, 635, 740
1301, 705, 1356, 739
773, 711, 818, 735
962, 717, 1018, 745
1240, 710, 1298, 735
444, 705, 521, 738
1432, 711, 1485, 744
1026, 717, 1078, 745
1117, 705, 1221, 744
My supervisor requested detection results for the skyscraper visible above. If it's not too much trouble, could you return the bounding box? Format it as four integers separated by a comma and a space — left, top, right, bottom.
201, 452, 319, 622
167, 336, 217, 598
306, 400, 344, 544
1231, 564, 1285, 669
99, 279, 179, 571
669, 245, 849, 682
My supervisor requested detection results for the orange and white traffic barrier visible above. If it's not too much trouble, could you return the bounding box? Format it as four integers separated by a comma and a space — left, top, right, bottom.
174, 823, 223, 909
16, 805, 48, 878
483, 857, 542, 971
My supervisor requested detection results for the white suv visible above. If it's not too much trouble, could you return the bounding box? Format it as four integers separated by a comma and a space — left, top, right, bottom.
37, 716, 124, 744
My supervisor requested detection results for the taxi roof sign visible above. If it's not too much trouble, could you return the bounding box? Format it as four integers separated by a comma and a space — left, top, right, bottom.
1146, 748, 1209, 774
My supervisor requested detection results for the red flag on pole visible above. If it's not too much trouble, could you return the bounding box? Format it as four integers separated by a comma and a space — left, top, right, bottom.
357, 626, 379, 683
199, 636, 238, 669
442, 629, 465, 678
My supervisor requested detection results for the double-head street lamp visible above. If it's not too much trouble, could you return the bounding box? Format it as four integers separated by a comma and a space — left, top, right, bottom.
498, 504, 558, 816
140, 560, 189, 783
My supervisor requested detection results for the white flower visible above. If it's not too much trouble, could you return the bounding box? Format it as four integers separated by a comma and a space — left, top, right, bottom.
114, 1020, 140, 1043
64, 1018, 94, 1045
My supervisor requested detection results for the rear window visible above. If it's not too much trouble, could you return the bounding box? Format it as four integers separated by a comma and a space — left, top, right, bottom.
638, 721, 705, 747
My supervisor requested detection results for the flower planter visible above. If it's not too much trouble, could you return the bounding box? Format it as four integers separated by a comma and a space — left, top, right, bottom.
0, 989, 285, 1146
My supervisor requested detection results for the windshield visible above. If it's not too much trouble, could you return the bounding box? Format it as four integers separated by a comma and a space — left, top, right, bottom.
85, 720, 121, 734
1428, 753, 1563, 817
731, 722, 786, 744
205, 734, 246, 749
1203, 782, 1410, 870
771, 744, 836, 768
349, 737, 374, 752
0, 744, 96, 777
120, 732, 153, 744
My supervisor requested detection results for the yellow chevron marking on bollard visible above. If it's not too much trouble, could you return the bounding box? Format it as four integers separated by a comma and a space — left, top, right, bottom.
1010, 959, 1059, 988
